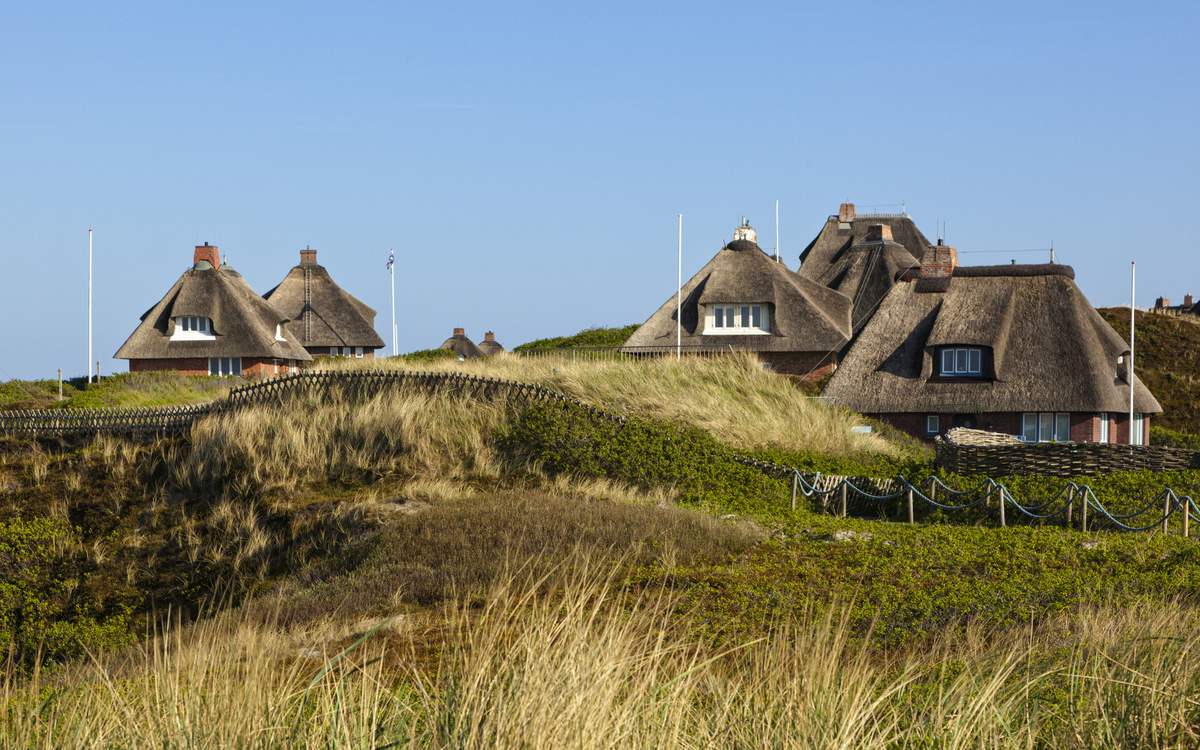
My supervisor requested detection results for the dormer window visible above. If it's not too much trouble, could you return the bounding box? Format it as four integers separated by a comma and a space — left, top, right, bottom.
940, 347, 982, 376
171, 316, 215, 341
275, 324, 286, 342
706, 304, 769, 335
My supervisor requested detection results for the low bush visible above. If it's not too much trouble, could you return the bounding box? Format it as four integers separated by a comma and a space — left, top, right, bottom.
1151, 425, 1200, 450
512, 324, 640, 351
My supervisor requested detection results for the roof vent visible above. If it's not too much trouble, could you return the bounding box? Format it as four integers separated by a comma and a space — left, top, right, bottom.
300, 246, 317, 265
193, 243, 220, 272
732, 218, 757, 244
920, 242, 958, 279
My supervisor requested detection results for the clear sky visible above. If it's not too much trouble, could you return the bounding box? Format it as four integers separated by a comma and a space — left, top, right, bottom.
2, 1, 1197, 381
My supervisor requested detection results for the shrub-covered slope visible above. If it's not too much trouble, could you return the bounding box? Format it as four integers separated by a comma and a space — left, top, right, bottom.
1098, 308, 1200, 433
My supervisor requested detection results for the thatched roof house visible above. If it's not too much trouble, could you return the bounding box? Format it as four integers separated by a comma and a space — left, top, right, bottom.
114, 244, 312, 377
477, 331, 506, 356
797, 203, 931, 332
622, 220, 853, 378
822, 241, 1161, 444
263, 248, 386, 359
440, 329, 484, 359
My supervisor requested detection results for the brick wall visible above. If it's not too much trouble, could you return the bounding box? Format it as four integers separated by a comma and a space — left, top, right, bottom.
760, 351, 837, 379
870, 411, 1149, 446
129, 358, 210, 377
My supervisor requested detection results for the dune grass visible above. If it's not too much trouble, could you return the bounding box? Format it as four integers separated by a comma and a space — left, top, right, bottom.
319, 351, 905, 459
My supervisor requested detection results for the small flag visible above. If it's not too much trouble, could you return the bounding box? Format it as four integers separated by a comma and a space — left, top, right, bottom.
386, 250, 394, 270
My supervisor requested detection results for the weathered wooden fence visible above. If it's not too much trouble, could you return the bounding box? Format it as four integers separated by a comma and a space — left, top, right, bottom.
0, 404, 216, 438
935, 439, 1200, 477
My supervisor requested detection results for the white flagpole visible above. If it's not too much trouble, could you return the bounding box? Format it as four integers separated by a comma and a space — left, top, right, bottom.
775, 200, 779, 263
676, 215, 682, 361
1129, 261, 1136, 445
390, 250, 397, 357
88, 229, 93, 383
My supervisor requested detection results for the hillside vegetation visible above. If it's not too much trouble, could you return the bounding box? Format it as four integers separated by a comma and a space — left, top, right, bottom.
512, 324, 640, 351
1098, 308, 1200, 434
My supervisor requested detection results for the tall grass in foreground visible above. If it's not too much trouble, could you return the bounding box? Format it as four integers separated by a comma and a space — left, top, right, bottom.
318, 351, 898, 458
6, 563, 1200, 749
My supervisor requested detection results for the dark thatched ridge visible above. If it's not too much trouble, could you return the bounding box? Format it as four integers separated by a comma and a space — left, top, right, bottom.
822, 264, 1162, 415
797, 212, 931, 331
622, 236, 852, 353
114, 265, 312, 362
477, 337, 506, 356
263, 263, 385, 349
440, 333, 484, 359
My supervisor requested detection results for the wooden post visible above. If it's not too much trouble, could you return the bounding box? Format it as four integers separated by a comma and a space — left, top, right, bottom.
930, 481, 937, 504
791, 473, 798, 514
57, 369, 62, 401
998, 487, 1006, 528
907, 488, 914, 524
840, 483, 848, 518
1066, 486, 1074, 527
1183, 497, 1190, 539
1081, 493, 1088, 532
1164, 494, 1171, 535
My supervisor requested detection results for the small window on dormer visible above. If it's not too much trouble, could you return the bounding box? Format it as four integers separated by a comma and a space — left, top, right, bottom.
172, 316, 215, 341
940, 347, 982, 376
706, 304, 769, 335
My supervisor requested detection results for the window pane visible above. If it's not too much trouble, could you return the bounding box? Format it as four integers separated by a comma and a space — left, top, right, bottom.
969, 349, 981, 374
1098, 413, 1109, 443
714, 307, 723, 328
355, 347, 363, 358
927, 415, 939, 434
741, 306, 750, 328
209, 358, 218, 376
343, 347, 351, 356
183, 317, 192, 331
1039, 413, 1054, 442
751, 306, 761, 328
330, 347, 337, 356
726, 307, 734, 327
1056, 413, 1070, 442
942, 350, 954, 375
1023, 413, 1038, 442
199, 318, 208, 333
1134, 413, 1144, 445
232, 358, 242, 376
955, 348, 968, 373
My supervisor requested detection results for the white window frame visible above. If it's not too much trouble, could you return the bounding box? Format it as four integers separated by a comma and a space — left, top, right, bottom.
342, 346, 352, 357
940, 347, 982, 376
1097, 413, 1109, 443
208, 357, 242, 377
354, 347, 363, 358
1133, 413, 1144, 445
275, 324, 286, 342
329, 347, 338, 357
1022, 412, 1072, 442
705, 304, 769, 335
926, 415, 940, 434
171, 316, 215, 341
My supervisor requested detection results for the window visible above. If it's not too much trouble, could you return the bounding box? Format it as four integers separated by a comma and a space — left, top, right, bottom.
171, 316, 215, 341
342, 347, 352, 357
706, 304, 769, 334
1022, 412, 1071, 442
208, 357, 242, 376
940, 347, 982, 376
1133, 413, 1144, 445
275, 324, 286, 342
329, 347, 338, 357
926, 415, 940, 434
354, 347, 363, 358
1097, 413, 1109, 443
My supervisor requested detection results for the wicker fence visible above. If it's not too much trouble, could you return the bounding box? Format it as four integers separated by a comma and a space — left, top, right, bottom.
0, 404, 217, 438
935, 439, 1200, 477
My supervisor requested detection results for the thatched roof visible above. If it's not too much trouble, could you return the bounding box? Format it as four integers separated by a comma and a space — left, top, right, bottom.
622, 233, 853, 353
797, 210, 931, 331
263, 259, 385, 349
477, 333, 506, 356
822, 264, 1162, 415
440, 331, 483, 359
114, 264, 312, 362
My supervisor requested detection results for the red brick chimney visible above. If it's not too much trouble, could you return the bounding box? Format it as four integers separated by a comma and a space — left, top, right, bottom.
300, 246, 317, 264
920, 240, 958, 279
484, 331, 495, 342
193, 243, 220, 272
838, 203, 856, 223
865, 224, 893, 241
1155, 297, 1169, 309
454, 328, 465, 337
1186, 294, 1195, 307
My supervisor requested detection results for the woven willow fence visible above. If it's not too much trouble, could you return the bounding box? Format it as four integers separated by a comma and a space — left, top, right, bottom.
0, 404, 216, 438
935, 439, 1200, 477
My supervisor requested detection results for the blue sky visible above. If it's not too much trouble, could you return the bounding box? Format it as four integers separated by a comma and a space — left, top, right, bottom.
2, 1, 1197, 381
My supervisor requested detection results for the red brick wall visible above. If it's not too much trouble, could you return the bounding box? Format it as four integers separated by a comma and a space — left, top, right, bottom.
129, 358, 209, 376
869, 411, 1149, 446
760, 351, 837, 379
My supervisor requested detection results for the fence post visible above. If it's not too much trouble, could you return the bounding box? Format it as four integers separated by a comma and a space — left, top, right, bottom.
840, 483, 848, 518
58, 369, 63, 401
791, 473, 798, 513
1081, 493, 1088, 532
907, 488, 914, 524
1183, 496, 1190, 539
998, 487, 1006, 528
1066, 486, 1074, 527
930, 480, 937, 505
1164, 494, 1171, 535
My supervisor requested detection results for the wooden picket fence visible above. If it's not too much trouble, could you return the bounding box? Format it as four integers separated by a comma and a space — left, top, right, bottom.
935, 439, 1200, 477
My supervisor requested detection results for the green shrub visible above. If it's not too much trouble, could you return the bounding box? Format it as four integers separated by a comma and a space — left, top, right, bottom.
400, 347, 460, 364
513, 325, 640, 352
1151, 425, 1200, 450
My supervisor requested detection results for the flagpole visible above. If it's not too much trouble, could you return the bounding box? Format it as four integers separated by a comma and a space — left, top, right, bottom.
1129, 261, 1136, 445
88, 230, 93, 383
390, 250, 397, 357
676, 215, 682, 361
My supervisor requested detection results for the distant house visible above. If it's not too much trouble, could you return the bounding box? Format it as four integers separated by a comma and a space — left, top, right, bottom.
623, 220, 853, 378
477, 331, 506, 356
797, 203, 932, 333
821, 241, 1162, 444
440, 328, 484, 360
1151, 294, 1199, 318
114, 244, 312, 376
262, 248, 386, 360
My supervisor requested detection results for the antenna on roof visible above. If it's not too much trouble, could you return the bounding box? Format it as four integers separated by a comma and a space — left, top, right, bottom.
775, 200, 780, 263
902, 200, 906, 215
1050, 241, 1055, 264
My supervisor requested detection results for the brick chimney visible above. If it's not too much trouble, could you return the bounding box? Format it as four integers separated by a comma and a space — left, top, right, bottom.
732, 218, 757, 244
193, 242, 221, 272
920, 239, 958, 279
838, 203, 856, 223
300, 246, 317, 265
865, 224, 893, 242
454, 328, 465, 337
1186, 294, 1195, 307
1155, 297, 1169, 309
484, 331, 496, 342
